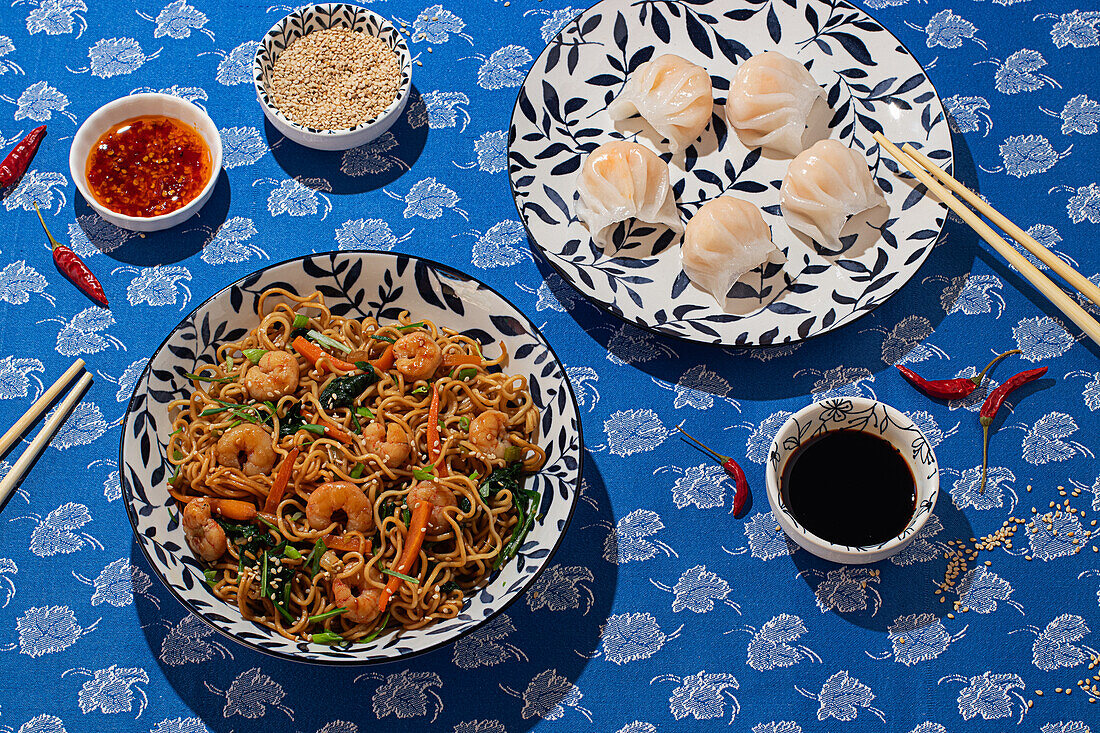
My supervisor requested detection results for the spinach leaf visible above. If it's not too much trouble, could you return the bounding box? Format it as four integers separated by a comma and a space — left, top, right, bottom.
480, 461, 524, 500
278, 401, 309, 438
319, 366, 380, 410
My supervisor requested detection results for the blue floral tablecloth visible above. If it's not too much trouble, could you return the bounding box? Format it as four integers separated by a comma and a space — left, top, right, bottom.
0, 1, 1099, 732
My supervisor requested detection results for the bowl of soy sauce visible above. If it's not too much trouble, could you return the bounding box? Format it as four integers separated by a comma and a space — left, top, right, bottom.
765, 397, 939, 564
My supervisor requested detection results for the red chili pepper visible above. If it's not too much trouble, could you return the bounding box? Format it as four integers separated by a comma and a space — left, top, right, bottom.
977, 366, 1048, 493
675, 425, 749, 516
0, 125, 46, 187
34, 202, 109, 308
896, 349, 1021, 399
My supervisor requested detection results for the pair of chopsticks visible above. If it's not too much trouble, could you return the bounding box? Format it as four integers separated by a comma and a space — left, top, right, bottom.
874, 132, 1100, 347
0, 359, 92, 507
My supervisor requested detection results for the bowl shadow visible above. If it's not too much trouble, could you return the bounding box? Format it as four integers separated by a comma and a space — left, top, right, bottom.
264, 86, 428, 195
133, 450, 616, 732
787, 496, 976, 633
72, 170, 231, 267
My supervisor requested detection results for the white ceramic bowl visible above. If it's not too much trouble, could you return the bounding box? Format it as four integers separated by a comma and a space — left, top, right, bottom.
765, 397, 939, 564
68, 93, 222, 232
253, 3, 413, 151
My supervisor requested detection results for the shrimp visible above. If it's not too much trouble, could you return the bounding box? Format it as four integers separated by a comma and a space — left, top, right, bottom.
216, 423, 276, 476
182, 497, 228, 562
393, 331, 442, 381
331, 577, 382, 625
469, 410, 511, 459
244, 350, 300, 401
307, 481, 374, 534
362, 422, 411, 467
407, 480, 458, 533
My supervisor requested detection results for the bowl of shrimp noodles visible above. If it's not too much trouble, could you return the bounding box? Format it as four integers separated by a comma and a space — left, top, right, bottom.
120, 251, 582, 664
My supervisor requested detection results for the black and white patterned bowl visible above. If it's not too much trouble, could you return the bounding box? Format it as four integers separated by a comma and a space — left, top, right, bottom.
765, 397, 938, 564
508, 0, 953, 346
119, 251, 582, 664
253, 3, 412, 150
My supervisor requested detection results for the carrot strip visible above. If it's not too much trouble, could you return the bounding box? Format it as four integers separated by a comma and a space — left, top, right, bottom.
202, 497, 257, 521
262, 448, 299, 515
442, 353, 481, 367
378, 501, 432, 612
370, 344, 394, 372
322, 423, 355, 444
427, 383, 442, 463
292, 336, 357, 372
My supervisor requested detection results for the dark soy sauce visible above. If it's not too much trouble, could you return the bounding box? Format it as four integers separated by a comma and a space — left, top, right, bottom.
780, 430, 916, 546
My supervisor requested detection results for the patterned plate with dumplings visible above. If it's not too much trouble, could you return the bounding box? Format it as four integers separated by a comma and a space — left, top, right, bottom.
508, 0, 953, 346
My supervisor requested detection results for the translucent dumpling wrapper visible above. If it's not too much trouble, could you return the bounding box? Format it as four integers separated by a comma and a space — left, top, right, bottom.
608, 54, 714, 154
575, 140, 683, 251
682, 196, 781, 303
725, 51, 825, 157
780, 139, 887, 251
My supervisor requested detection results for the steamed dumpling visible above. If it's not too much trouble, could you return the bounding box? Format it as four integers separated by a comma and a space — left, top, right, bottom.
725, 51, 825, 157
575, 140, 683, 250
682, 196, 781, 303
780, 139, 887, 251
608, 54, 713, 154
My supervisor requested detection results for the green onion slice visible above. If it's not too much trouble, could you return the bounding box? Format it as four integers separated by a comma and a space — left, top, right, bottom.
243, 348, 267, 364
292, 314, 310, 329
307, 607, 348, 623
283, 546, 302, 560
307, 329, 352, 354
311, 631, 345, 645
395, 322, 426, 330
381, 567, 419, 584
203, 569, 218, 586
412, 466, 435, 480
183, 371, 234, 383
457, 368, 477, 381
350, 463, 365, 479
357, 406, 374, 419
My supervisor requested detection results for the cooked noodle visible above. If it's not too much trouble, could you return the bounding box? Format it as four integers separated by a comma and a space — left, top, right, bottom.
166, 289, 544, 643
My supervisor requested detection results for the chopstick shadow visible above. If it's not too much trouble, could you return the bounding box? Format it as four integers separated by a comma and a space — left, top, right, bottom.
132, 449, 615, 732
263, 85, 429, 195
787, 497, 976, 634
70, 170, 231, 267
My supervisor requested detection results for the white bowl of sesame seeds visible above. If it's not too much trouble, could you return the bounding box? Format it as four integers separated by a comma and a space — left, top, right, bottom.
254, 3, 412, 151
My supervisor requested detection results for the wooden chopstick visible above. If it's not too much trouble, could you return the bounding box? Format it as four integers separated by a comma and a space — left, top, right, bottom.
901, 143, 1100, 308
0, 372, 93, 507
873, 132, 1100, 347
0, 358, 85, 457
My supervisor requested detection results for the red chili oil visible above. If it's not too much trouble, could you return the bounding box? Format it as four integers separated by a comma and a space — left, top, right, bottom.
85, 115, 211, 217
780, 430, 916, 546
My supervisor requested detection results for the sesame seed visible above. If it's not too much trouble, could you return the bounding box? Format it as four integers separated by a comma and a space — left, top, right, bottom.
269, 27, 402, 131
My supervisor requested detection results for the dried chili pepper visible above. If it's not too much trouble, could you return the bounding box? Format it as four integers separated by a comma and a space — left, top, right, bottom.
0, 125, 46, 187
978, 366, 1048, 493
34, 202, 109, 308
896, 349, 1021, 399
675, 425, 749, 516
